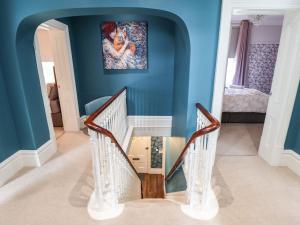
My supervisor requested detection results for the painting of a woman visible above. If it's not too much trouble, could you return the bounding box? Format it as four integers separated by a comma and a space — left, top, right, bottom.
101, 21, 147, 70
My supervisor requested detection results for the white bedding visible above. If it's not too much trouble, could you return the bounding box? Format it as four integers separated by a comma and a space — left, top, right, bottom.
222, 88, 269, 113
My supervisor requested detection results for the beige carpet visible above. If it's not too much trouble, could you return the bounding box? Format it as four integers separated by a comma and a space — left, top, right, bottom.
1, 132, 300, 225
217, 123, 264, 156
54, 127, 64, 139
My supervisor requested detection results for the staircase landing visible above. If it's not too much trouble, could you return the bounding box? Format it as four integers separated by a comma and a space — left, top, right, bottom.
141, 174, 165, 198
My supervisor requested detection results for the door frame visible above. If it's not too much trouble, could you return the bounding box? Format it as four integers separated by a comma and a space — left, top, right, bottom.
34, 19, 80, 145
211, 0, 300, 166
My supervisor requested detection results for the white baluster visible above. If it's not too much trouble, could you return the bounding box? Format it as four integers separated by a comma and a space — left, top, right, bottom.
87, 89, 141, 220
181, 107, 219, 220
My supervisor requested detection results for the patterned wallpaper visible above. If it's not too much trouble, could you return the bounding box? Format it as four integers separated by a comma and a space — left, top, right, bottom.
247, 44, 279, 94
151, 137, 163, 168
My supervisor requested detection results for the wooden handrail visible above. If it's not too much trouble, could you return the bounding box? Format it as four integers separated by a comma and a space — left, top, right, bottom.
84, 87, 141, 180
165, 103, 220, 181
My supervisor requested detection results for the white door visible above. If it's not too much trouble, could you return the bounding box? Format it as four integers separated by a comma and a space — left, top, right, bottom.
128, 137, 150, 173
48, 28, 80, 132
259, 11, 300, 165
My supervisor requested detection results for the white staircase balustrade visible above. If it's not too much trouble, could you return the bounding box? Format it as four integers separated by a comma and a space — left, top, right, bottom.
93, 90, 128, 145
85, 88, 141, 220
181, 105, 219, 220
165, 103, 220, 220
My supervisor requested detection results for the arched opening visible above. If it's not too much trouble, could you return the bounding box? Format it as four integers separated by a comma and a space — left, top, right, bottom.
15, 8, 191, 150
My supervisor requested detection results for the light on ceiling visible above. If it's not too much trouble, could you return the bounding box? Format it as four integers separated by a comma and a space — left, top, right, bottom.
247, 15, 265, 25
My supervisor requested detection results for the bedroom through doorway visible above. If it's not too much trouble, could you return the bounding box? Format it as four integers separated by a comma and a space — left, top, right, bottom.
217, 14, 283, 156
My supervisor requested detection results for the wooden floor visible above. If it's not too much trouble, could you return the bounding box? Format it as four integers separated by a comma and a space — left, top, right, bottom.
141, 174, 165, 198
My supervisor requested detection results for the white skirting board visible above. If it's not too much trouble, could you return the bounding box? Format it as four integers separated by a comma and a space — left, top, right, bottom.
128, 116, 172, 137
0, 116, 172, 187
281, 150, 300, 177
0, 140, 56, 187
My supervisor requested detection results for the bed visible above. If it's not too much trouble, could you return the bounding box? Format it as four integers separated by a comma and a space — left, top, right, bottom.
222, 87, 269, 123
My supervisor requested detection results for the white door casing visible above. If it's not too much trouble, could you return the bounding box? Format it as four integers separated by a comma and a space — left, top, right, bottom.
259, 10, 300, 165
128, 137, 150, 173
48, 22, 80, 132
34, 34, 57, 149
211, 0, 300, 167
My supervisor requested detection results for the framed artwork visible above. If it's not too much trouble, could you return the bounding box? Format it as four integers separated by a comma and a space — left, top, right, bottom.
101, 21, 148, 70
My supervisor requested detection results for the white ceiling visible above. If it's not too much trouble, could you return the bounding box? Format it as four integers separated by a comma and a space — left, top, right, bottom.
232, 15, 284, 26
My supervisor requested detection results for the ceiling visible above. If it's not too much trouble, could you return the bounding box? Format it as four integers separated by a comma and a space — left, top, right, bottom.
232, 15, 284, 26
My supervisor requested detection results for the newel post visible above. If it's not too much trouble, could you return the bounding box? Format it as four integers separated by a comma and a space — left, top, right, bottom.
87, 131, 124, 220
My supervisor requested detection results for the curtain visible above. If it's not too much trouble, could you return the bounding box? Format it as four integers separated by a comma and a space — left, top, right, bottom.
232, 20, 250, 86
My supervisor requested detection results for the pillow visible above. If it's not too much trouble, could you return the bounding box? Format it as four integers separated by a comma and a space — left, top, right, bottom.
229, 84, 244, 89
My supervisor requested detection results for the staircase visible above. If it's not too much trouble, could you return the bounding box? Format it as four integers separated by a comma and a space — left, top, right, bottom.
85, 87, 220, 220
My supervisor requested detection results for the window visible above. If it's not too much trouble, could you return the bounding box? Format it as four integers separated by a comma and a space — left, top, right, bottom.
42, 61, 55, 84
225, 58, 237, 87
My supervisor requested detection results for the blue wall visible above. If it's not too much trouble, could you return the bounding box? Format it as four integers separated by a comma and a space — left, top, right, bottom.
285, 82, 300, 154
0, 0, 221, 162
171, 24, 190, 137
0, 64, 19, 161
67, 15, 175, 116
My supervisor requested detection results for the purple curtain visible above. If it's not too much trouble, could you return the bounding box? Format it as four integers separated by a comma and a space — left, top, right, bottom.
232, 20, 250, 86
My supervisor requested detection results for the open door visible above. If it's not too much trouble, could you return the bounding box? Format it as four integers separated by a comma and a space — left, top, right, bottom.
48, 25, 80, 132
259, 11, 300, 165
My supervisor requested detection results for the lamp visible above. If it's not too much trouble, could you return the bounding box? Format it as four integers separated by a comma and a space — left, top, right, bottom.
247, 15, 265, 25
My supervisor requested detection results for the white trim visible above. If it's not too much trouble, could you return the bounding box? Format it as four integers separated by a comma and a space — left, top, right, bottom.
128, 116, 172, 137
34, 30, 57, 144
211, 0, 300, 167
43, 19, 69, 30
35, 19, 80, 137
281, 150, 300, 176
0, 153, 23, 188
35, 140, 57, 165
0, 140, 56, 187
128, 116, 172, 127
47, 20, 80, 132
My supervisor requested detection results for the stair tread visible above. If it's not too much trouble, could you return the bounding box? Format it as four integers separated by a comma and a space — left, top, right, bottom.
142, 174, 165, 198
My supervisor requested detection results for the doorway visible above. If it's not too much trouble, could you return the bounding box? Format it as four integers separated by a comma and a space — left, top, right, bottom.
34, 20, 80, 144
128, 136, 165, 175
217, 14, 283, 156
128, 136, 166, 198
212, 2, 300, 166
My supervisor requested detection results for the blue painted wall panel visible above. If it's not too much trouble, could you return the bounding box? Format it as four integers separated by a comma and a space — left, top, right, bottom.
68, 15, 175, 116
0, 0, 221, 161
0, 65, 19, 161
285, 82, 300, 154
171, 24, 190, 136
